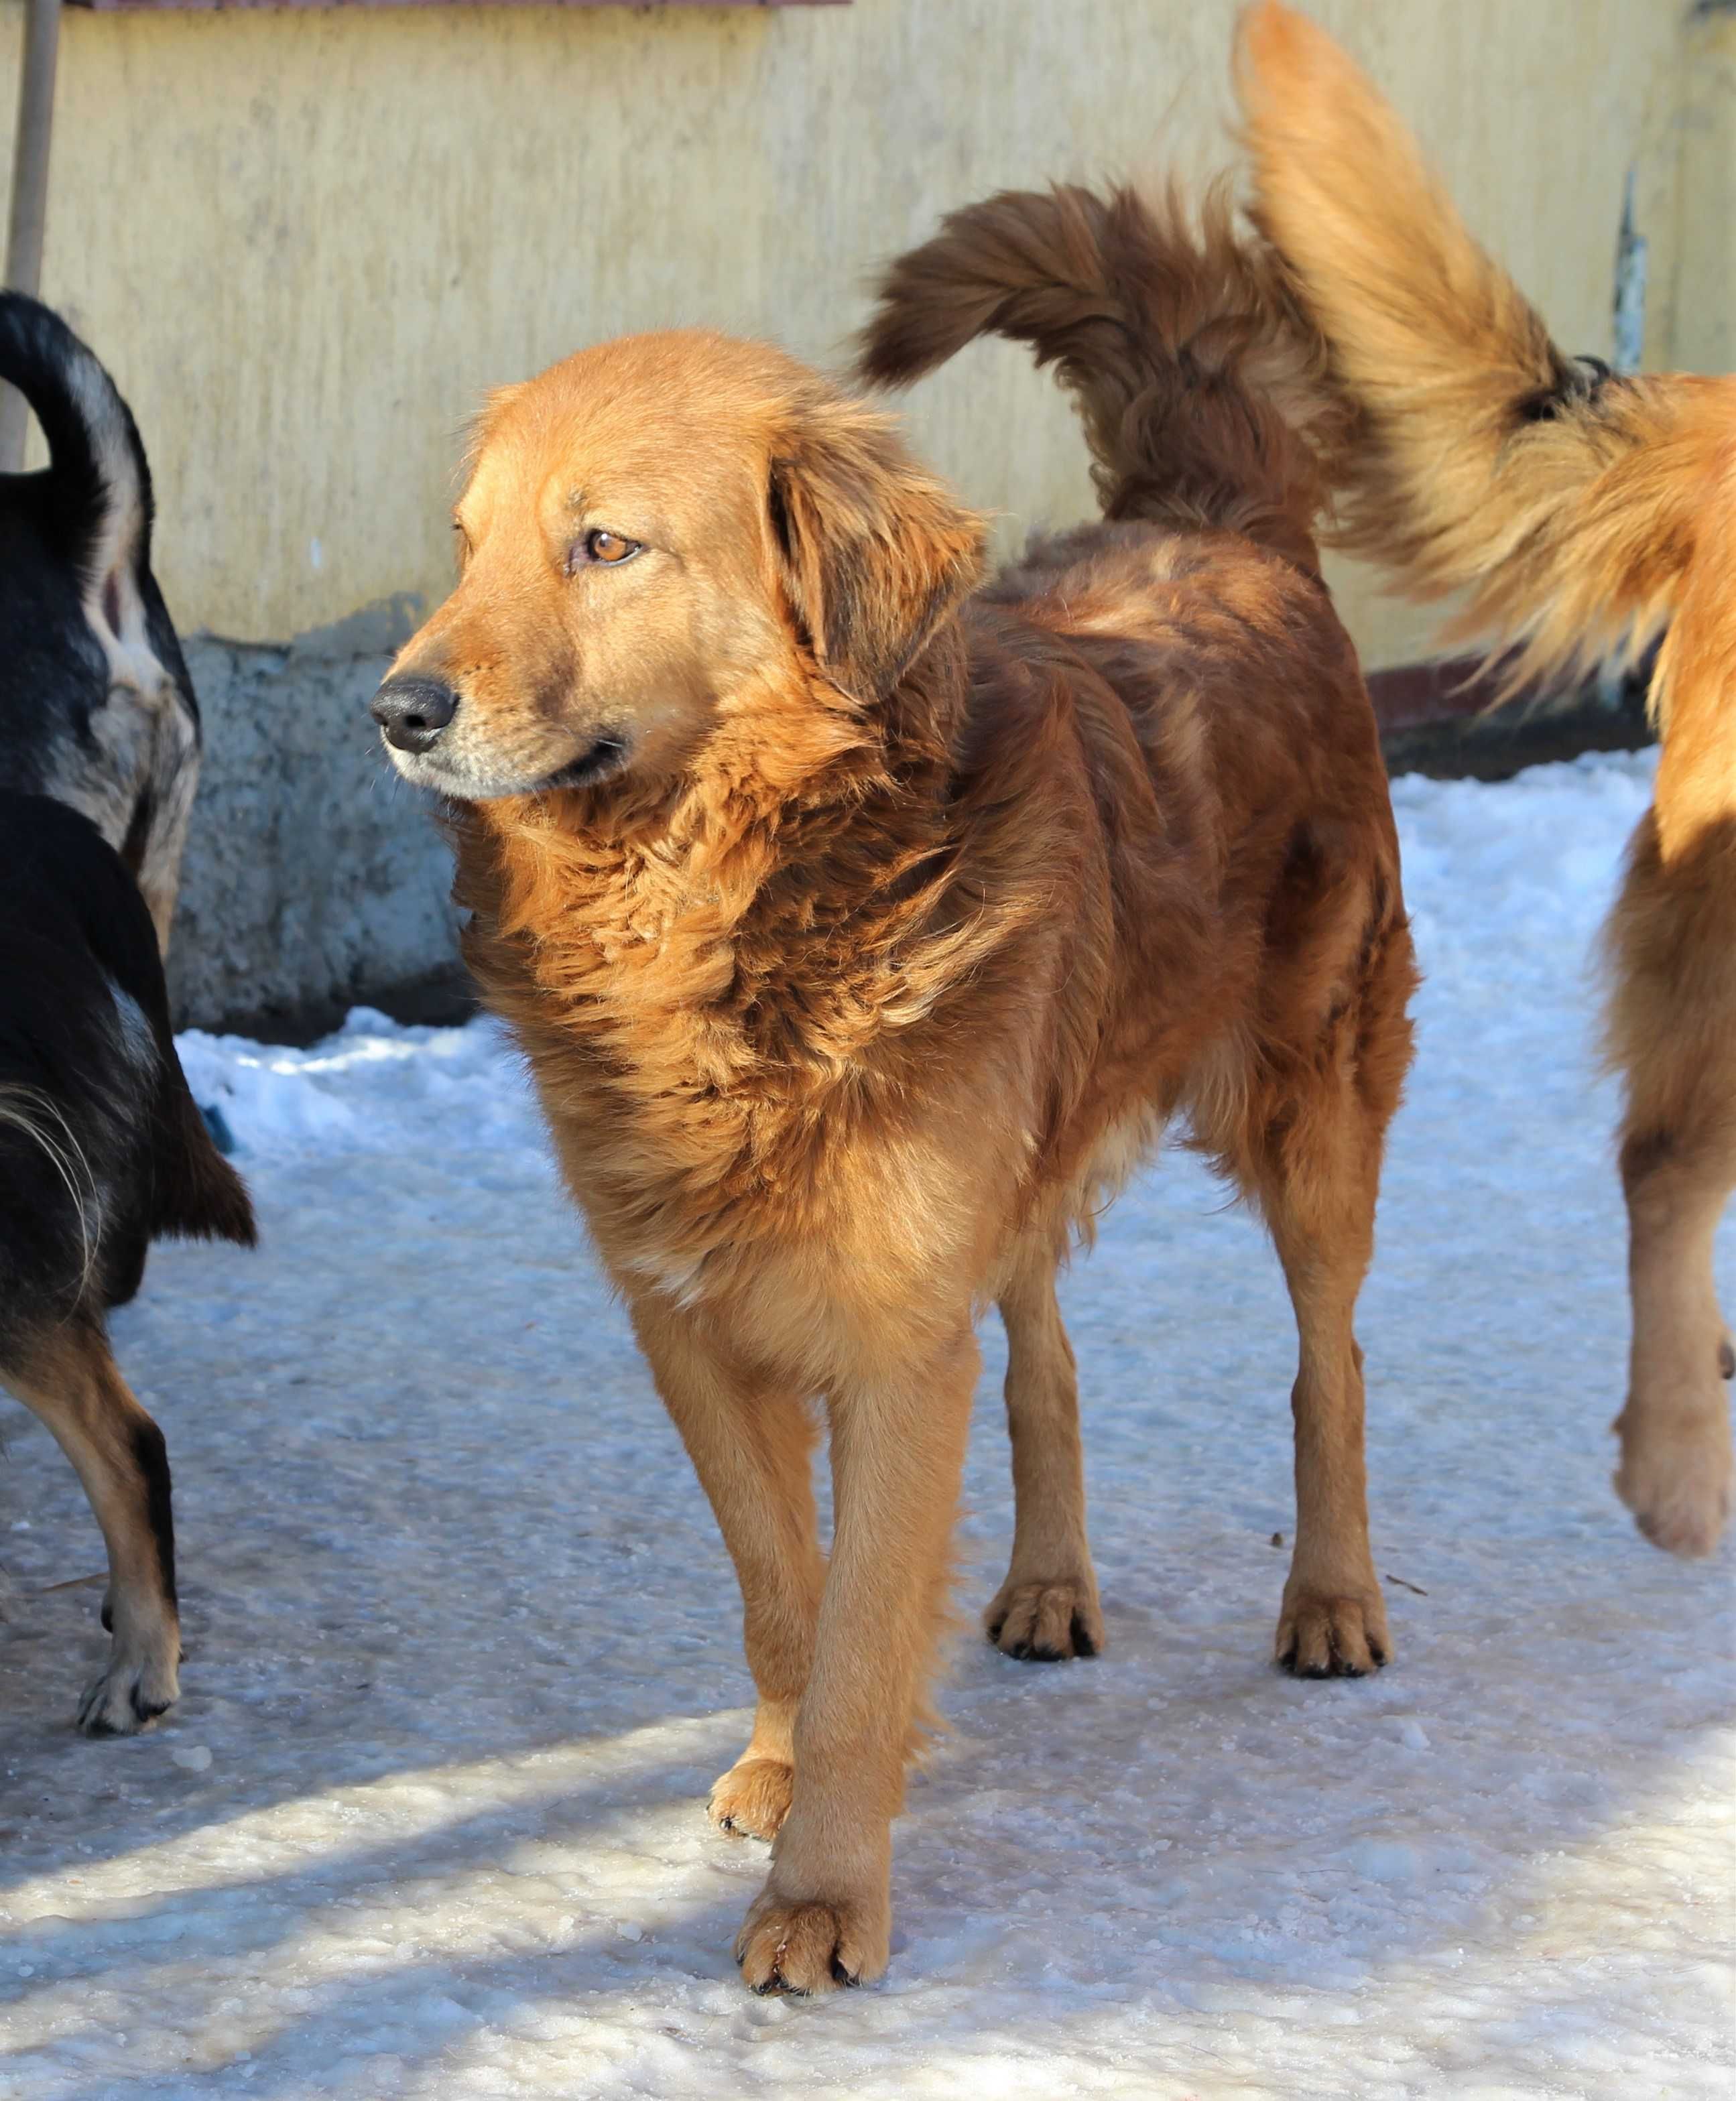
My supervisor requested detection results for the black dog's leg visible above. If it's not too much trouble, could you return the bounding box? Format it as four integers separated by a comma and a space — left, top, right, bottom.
8, 1320, 182, 1734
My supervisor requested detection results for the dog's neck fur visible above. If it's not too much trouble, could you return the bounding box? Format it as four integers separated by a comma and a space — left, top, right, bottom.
454, 625, 993, 1133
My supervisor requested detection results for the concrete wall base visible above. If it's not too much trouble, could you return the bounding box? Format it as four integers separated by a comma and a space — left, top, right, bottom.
166, 625, 460, 1035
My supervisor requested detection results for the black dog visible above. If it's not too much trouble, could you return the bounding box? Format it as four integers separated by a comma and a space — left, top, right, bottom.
0, 292, 200, 954
0, 791, 254, 1733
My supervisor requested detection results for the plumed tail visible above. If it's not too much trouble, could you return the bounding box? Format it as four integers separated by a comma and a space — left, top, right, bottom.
857, 180, 1347, 574
1237, 0, 1710, 699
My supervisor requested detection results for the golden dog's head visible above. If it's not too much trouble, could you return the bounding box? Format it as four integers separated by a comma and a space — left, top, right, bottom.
373, 330, 983, 802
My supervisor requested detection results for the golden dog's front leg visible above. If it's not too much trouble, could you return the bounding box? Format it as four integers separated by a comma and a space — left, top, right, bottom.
630, 1300, 826, 1845
1617, 1124, 1736, 1558
735, 1328, 976, 1995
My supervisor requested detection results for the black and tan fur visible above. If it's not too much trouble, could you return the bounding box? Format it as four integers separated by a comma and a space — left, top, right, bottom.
0, 293, 200, 954
0, 792, 254, 1733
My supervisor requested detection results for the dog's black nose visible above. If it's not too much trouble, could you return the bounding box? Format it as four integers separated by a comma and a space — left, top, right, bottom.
371, 676, 458, 754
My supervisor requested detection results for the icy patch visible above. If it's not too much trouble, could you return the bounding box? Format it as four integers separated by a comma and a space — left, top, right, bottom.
176, 1008, 547, 1166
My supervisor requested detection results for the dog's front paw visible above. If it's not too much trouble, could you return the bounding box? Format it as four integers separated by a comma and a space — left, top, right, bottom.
734, 1885, 888, 1996
985, 1574, 1103, 1662
76, 1637, 179, 1736
1614, 1393, 1733, 1559
1276, 1580, 1389, 1678
708, 1756, 794, 1842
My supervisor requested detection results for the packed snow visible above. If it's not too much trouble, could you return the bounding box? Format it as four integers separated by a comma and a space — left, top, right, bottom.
2, 749, 1731, 2100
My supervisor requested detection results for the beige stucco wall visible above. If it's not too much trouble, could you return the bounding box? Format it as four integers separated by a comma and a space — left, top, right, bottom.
1664, 4, 1735, 381
0, 0, 1711, 672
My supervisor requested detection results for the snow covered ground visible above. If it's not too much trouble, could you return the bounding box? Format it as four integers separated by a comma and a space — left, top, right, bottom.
2, 749, 1731, 2100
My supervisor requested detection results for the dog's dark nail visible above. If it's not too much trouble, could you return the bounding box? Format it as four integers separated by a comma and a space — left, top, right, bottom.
830, 1958, 859, 1988
1719, 1340, 1735, 1381
1070, 1613, 1099, 1658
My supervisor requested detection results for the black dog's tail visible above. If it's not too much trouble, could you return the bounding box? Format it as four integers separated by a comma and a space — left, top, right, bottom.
0, 290, 156, 582
150, 1078, 257, 1251
857, 180, 1349, 575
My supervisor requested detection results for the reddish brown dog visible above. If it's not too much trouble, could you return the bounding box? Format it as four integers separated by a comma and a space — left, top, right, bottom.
372, 182, 1415, 1992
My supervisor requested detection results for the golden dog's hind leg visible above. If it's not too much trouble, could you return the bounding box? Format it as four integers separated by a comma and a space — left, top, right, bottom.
7, 1320, 182, 1734
985, 1243, 1104, 1661
1244, 943, 1410, 1677
1265, 1168, 1389, 1679
631, 1303, 826, 1844
1607, 807, 1736, 1559
734, 1326, 976, 1996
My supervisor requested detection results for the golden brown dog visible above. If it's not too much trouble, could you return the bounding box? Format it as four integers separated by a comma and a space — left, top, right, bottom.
371, 182, 1415, 1991
1239, 0, 1736, 1558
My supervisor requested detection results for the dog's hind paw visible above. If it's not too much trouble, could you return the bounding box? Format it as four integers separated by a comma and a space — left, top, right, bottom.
75, 1643, 179, 1736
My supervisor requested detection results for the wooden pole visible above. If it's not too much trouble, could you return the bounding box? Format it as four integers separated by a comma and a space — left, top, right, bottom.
1, 0, 61, 471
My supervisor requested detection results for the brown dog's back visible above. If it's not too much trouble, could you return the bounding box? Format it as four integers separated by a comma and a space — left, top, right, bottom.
861, 180, 1410, 1205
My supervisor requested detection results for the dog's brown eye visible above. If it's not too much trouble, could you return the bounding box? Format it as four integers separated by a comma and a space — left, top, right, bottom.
575, 528, 642, 569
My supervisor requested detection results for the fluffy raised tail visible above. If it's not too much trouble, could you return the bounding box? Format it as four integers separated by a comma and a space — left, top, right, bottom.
857, 180, 1346, 575
1236, 0, 1713, 698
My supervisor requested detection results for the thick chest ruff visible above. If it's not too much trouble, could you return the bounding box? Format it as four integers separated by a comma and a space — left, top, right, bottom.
454, 526, 1400, 1355
452, 674, 1069, 1328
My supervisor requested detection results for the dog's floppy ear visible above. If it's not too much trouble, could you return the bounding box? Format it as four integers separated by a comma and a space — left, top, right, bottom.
768, 396, 985, 703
